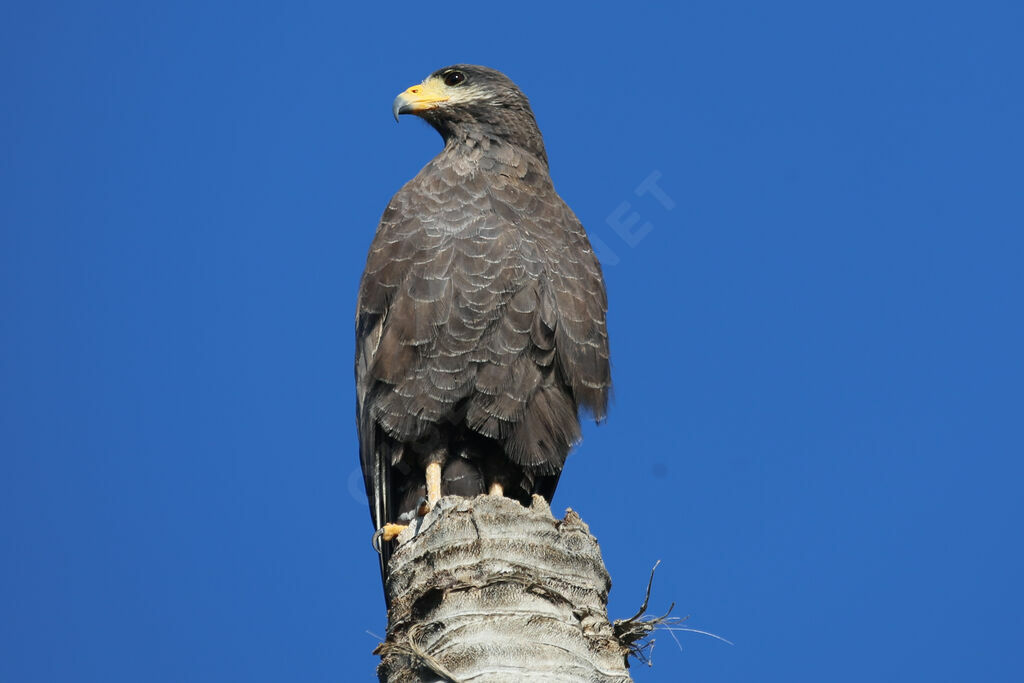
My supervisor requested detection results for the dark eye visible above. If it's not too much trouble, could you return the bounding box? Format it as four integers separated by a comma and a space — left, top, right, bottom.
443, 71, 466, 87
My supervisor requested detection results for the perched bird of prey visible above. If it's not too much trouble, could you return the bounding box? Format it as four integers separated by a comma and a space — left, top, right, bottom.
356, 65, 611, 592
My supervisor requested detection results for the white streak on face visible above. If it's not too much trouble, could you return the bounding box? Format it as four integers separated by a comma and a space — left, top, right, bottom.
442, 83, 498, 106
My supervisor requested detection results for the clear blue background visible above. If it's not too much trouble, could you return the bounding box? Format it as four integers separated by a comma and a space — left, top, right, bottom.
3, 2, 1022, 681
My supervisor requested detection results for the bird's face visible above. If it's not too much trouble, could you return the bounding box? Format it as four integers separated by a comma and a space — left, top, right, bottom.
392, 65, 529, 126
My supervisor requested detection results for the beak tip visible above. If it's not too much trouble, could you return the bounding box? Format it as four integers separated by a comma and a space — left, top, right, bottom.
392, 94, 409, 123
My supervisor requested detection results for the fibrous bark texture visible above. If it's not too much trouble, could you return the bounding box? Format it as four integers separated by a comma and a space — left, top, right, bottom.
375, 494, 633, 682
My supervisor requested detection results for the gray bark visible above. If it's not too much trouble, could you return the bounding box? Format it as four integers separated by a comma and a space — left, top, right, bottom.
375, 495, 639, 682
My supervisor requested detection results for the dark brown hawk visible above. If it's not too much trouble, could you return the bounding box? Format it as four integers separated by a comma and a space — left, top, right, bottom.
356, 65, 611, 593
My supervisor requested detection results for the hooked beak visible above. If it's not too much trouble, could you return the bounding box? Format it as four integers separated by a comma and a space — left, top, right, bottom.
392, 78, 449, 122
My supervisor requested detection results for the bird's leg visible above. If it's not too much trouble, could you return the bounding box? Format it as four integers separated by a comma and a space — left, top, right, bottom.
414, 439, 447, 511
425, 461, 442, 509
482, 453, 510, 497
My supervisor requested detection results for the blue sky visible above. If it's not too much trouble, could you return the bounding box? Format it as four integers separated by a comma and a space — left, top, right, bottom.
2, 1, 1022, 681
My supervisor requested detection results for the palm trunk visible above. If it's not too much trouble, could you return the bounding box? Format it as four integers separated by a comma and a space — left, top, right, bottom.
374, 495, 640, 682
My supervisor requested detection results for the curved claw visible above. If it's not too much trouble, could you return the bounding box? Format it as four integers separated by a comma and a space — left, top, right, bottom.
373, 523, 409, 553
374, 498, 429, 553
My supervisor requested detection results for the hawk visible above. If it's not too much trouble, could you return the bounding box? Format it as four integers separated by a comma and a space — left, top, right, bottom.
356, 65, 611, 592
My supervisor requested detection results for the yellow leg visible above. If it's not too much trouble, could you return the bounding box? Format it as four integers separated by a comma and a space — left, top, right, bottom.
426, 462, 442, 508
488, 481, 504, 496
379, 523, 407, 542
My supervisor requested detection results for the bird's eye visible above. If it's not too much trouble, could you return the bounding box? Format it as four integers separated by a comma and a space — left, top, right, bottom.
443, 71, 466, 87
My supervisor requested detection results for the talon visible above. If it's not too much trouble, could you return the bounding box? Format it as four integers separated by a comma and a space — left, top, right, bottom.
372, 523, 409, 552
416, 496, 430, 516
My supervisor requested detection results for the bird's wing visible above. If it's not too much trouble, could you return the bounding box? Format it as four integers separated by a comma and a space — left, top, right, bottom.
481, 158, 611, 417
355, 307, 386, 518
546, 200, 612, 420
355, 190, 426, 591
474, 164, 612, 476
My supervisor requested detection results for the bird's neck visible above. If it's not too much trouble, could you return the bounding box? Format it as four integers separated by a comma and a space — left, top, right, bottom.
434, 120, 549, 170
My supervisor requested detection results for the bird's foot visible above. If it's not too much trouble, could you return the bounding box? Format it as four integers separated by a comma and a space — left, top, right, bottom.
372, 497, 432, 553
372, 523, 408, 552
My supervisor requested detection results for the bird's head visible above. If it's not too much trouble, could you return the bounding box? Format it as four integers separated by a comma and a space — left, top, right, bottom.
393, 65, 547, 164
